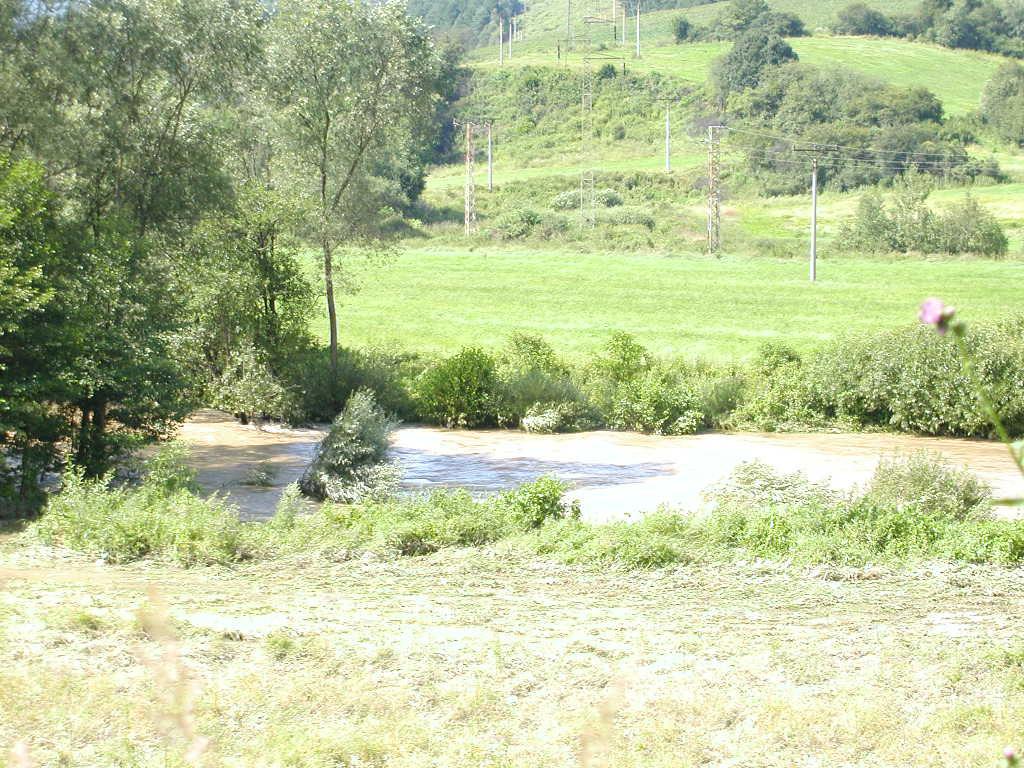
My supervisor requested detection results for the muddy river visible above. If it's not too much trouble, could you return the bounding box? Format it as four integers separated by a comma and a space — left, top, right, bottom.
180, 410, 1023, 522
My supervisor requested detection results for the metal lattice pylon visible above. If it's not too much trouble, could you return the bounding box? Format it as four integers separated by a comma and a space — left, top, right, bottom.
579, 0, 621, 229
706, 124, 722, 254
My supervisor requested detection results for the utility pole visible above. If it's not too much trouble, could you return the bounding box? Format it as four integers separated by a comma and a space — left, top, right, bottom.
463, 122, 476, 235
635, 0, 640, 58
810, 157, 818, 282
664, 107, 671, 172
622, 4, 626, 45
487, 122, 494, 192
706, 124, 721, 254
499, 17, 504, 64
566, 0, 572, 50
612, 0, 617, 42
509, 17, 513, 59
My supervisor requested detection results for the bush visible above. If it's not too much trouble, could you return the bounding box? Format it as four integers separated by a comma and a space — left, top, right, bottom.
712, 28, 798, 95
522, 401, 597, 433
305, 476, 579, 557
862, 452, 991, 521
674, 16, 697, 43
495, 333, 590, 428
550, 190, 580, 210
413, 347, 499, 428
596, 207, 655, 229
212, 346, 291, 424
491, 207, 542, 239
608, 369, 704, 435
842, 175, 1008, 256
281, 345, 419, 424
834, 3, 894, 36
35, 463, 247, 566
594, 188, 623, 207
299, 390, 400, 503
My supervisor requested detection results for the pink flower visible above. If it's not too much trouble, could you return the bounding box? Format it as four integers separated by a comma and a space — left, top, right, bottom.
919, 298, 956, 335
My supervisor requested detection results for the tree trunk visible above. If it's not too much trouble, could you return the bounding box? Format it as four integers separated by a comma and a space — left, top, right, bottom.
323, 234, 338, 378
75, 405, 93, 470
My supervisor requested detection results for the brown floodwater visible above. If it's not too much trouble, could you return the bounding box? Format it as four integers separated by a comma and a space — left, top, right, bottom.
179, 411, 1023, 522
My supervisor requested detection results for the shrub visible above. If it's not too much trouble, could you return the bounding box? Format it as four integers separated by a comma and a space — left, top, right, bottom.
281, 345, 419, 424
494, 333, 589, 428
596, 207, 655, 229
594, 188, 623, 207
596, 63, 617, 80
551, 190, 580, 210
491, 207, 542, 239
213, 346, 290, 424
306, 476, 578, 557
413, 347, 499, 428
842, 176, 1008, 256
712, 28, 798, 95
299, 390, 400, 503
861, 452, 991, 521
673, 16, 697, 43
35, 465, 247, 566
609, 369, 704, 435
834, 3, 894, 36
522, 401, 598, 433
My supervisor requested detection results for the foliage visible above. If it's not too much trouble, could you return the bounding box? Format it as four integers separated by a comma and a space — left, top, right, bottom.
267, 0, 444, 375
740, 316, 1024, 437
728, 63, 993, 192
712, 0, 807, 40
299, 389, 399, 503
842, 173, 1008, 255
212, 347, 291, 424
834, 2, 896, 35
981, 62, 1024, 145
34, 468, 247, 567
413, 347, 499, 428
712, 28, 798, 96
832, 0, 1024, 58
184, 183, 316, 389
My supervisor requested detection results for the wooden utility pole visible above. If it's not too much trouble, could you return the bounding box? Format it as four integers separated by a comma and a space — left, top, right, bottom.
810, 157, 818, 282
635, 0, 640, 58
464, 122, 476, 235
499, 17, 504, 64
566, 0, 572, 49
612, 0, 617, 42
509, 17, 513, 58
487, 122, 494, 192
664, 107, 671, 172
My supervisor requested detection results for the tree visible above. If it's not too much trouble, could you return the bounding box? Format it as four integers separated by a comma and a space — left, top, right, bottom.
981, 62, 1024, 145
834, 3, 895, 36
266, 0, 442, 385
713, 29, 797, 96
185, 182, 316, 381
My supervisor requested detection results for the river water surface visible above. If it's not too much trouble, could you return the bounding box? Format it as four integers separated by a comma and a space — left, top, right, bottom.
180, 411, 1023, 521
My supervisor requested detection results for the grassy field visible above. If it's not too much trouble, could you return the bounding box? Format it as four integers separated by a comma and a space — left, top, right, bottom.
468, 34, 1005, 117
327, 247, 1024, 359
518, 0, 922, 41
3, 538, 1023, 767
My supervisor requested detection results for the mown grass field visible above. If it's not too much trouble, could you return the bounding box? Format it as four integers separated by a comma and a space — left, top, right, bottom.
325, 247, 1024, 359
469, 35, 1005, 117
3, 539, 1024, 768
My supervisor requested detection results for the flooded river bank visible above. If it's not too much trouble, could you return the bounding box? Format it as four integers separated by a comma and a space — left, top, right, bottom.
180, 411, 1023, 521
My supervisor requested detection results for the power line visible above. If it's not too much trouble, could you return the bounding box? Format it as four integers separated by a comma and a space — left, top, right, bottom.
721, 125, 969, 161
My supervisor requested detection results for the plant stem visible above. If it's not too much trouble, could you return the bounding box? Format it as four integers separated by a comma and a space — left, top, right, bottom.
952, 329, 1024, 475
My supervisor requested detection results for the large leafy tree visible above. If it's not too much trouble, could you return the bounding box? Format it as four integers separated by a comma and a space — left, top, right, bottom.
1, 0, 265, 483
266, 0, 442, 382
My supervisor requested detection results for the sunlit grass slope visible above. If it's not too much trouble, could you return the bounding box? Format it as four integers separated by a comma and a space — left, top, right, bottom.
468, 34, 1003, 117
326, 247, 1024, 360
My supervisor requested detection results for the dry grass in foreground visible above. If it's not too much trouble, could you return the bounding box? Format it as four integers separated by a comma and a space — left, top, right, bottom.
1, 537, 1023, 768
